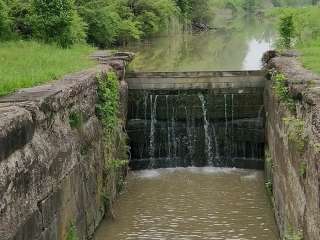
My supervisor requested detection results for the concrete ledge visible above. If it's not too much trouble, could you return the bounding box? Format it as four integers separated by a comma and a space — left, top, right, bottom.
126, 70, 266, 90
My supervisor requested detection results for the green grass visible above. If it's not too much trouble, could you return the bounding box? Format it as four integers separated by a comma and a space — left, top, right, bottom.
0, 41, 96, 96
298, 39, 320, 74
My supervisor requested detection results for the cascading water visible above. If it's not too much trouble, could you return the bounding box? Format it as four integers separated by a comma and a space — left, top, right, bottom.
127, 89, 265, 170
166, 95, 172, 159
198, 93, 214, 165
171, 105, 177, 161
224, 94, 228, 158
149, 95, 158, 167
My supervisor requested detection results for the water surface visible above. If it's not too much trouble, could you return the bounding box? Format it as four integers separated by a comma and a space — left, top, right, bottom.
95, 167, 278, 240
120, 17, 274, 72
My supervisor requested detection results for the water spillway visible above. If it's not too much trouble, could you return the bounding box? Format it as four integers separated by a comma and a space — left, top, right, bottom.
127, 71, 266, 170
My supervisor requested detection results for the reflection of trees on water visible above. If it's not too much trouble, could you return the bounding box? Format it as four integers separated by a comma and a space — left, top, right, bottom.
121, 17, 275, 71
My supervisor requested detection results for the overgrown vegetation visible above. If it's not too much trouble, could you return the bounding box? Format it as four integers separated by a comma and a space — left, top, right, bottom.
283, 117, 306, 153
96, 71, 129, 214
0, 0, 216, 48
0, 41, 94, 96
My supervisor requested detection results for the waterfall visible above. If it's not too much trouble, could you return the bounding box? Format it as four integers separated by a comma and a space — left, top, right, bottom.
171, 105, 177, 161
198, 94, 214, 165
166, 95, 172, 159
224, 94, 228, 158
149, 95, 158, 165
231, 94, 234, 156
185, 106, 194, 165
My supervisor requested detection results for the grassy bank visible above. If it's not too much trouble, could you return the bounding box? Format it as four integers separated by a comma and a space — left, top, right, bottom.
272, 6, 320, 73
298, 40, 320, 74
0, 41, 95, 96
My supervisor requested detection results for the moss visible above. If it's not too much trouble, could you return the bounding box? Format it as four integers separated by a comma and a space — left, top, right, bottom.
299, 162, 307, 179
69, 111, 83, 129
66, 224, 78, 240
284, 226, 303, 240
264, 149, 274, 204
283, 117, 307, 153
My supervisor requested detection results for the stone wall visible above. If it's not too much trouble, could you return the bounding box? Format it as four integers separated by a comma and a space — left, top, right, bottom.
264, 51, 320, 240
0, 52, 132, 240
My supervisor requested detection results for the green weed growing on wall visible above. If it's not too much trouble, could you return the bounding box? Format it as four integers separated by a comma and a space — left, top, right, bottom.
66, 224, 78, 240
69, 111, 83, 129
96, 71, 129, 214
272, 72, 295, 113
284, 226, 303, 240
299, 161, 307, 179
283, 117, 306, 153
97, 72, 119, 131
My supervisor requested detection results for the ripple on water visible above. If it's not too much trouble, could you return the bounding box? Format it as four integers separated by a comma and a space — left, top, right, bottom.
95, 167, 279, 240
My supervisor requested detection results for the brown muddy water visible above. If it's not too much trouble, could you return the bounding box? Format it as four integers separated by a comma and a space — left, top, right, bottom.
94, 167, 278, 240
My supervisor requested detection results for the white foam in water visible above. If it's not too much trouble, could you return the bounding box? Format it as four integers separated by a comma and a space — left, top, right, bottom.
133, 170, 161, 178
241, 171, 260, 180
133, 167, 255, 179
187, 166, 239, 175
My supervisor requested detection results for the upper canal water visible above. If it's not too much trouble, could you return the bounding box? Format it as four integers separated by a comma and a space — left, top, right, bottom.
121, 16, 274, 72
94, 15, 278, 240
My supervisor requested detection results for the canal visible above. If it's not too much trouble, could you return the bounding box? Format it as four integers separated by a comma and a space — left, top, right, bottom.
94, 15, 278, 240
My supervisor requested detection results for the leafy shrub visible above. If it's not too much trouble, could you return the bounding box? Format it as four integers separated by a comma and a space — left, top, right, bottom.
279, 12, 295, 48
6, 0, 33, 38
0, 0, 12, 39
77, 4, 121, 48
32, 0, 86, 47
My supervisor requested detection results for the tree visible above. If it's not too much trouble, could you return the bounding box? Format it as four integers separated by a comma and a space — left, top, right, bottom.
279, 13, 295, 48
0, 0, 12, 39
32, 0, 86, 47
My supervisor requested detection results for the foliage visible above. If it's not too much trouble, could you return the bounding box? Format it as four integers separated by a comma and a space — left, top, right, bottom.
0, 0, 216, 47
272, 73, 296, 112
0, 41, 95, 96
279, 13, 295, 48
66, 224, 78, 240
96, 71, 129, 214
96, 72, 120, 131
6, 0, 33, 38
32, 0, 86, 48
283, 117, 306, 153
0, 0, 12, 39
